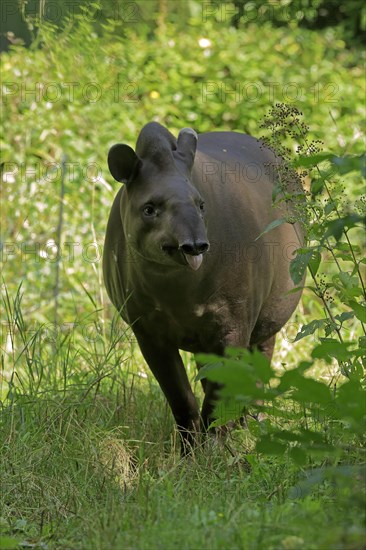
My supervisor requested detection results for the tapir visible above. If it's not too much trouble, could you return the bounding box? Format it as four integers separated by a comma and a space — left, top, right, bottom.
103, 122, 303, 452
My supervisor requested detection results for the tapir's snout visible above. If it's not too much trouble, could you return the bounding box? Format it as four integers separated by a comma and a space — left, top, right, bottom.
161, 239, 210, 271
179, 240, 210, 256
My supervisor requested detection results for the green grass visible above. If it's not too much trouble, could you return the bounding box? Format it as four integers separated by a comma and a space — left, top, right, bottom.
1, 289, 365, 550
1, 389, 365, 550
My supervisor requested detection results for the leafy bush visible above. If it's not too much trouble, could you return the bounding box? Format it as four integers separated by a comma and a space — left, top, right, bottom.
232, 0, 366, 45
197, 105, 365, 482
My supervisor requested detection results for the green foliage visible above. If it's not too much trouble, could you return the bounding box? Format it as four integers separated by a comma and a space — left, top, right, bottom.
195, 103, 365, 521
195, 104, 365, 506
197, 347, 365, 463
232, 0, 366, 45
258, 104, 365, 377
12, 1, 366, 50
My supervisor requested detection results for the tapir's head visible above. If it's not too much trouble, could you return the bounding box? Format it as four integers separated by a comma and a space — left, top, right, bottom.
107, 122, 209, 271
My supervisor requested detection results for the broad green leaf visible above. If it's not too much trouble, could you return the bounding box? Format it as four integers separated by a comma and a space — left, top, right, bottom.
224, 347, 250, 360
289, 446, 307, 465
196, 361, 251, 385
334, 312, 354, 324
324, 214, 366, 241
348, 301, 366, 323
286, 285, 306, 295
332, 153, 366, 177
338, 271, 358, 289
310, 177, 325, 195
255, 218, 287, 241
277, 362, 314, 392
325, 321, 338, 336
311, 341, 355, 362
291, 378, 332, 404
250, 348, 274, 383
271, 429, 327, 444
196, 349, 275, 390
196, 359, 260, 399
256, 439, 287, 455
195, 357, 224, 381
289, 465, 363, 500
298, 428, 329, 443
290, 250, 312, 285
359, 336, 366, 348
335, 380, 365, 428
294, 319, 327, 341
293, 152, 335, 168
334, 252, 354, 262
211, 397, 244, 426
288, 468, 328, 499
260, 404, 304, 421
308, 250, 321, 277
324, 201, 336, 215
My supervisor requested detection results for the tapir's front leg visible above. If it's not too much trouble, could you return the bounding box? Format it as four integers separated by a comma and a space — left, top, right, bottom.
135, 330, 200, 454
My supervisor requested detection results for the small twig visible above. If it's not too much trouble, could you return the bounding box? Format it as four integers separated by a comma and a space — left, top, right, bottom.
54, 154, 67, 326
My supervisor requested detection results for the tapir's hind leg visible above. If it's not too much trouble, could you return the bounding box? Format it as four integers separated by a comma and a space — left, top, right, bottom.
254, 334, 276, 362
198, 335, 277, 431
248, 334, 277, 421
200, 378, 222, 431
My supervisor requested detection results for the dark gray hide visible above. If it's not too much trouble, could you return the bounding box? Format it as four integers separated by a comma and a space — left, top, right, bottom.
103, 122, 303, 452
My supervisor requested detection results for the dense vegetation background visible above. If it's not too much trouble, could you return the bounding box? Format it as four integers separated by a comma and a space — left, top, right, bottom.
1, 1, 365, 549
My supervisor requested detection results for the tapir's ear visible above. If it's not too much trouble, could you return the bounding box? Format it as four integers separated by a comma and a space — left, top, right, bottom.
176, 128, 198, 171
108, 144, 140, 183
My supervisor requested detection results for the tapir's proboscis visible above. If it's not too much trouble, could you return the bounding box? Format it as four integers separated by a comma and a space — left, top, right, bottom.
103, 122, 303, 453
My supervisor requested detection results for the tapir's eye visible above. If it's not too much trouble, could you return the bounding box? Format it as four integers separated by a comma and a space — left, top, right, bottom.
143, 204, 156, 216
199, 202, 205, 211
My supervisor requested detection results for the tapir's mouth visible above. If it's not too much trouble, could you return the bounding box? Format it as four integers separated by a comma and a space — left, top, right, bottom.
161, 245, 206, 271
182, 252, 203, 271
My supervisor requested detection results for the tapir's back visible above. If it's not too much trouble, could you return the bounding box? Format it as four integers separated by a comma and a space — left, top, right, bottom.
197, 131, 277, 167
194, 131, 285, 241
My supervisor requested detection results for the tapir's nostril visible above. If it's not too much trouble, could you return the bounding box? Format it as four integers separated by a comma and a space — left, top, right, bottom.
196, 241, 210, 254
180, 241, 210, 256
